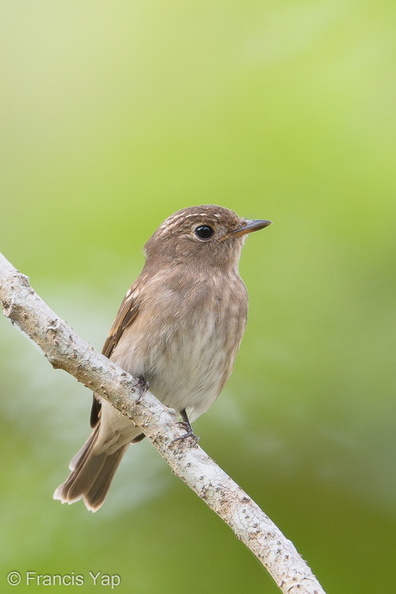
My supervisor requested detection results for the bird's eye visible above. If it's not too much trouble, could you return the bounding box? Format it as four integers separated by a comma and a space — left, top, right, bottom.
195, 225, 214, 240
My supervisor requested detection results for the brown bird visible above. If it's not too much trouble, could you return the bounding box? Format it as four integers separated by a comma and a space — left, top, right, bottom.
54, 205, 271, 511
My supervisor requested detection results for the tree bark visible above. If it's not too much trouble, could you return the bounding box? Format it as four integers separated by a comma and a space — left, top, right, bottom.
0, 252, 326, 594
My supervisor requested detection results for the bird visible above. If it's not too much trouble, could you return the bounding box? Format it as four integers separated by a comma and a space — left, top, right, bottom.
54, 205, 271, 511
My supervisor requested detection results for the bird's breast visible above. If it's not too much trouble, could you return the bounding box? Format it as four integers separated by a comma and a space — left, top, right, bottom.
111, 272, 248, 421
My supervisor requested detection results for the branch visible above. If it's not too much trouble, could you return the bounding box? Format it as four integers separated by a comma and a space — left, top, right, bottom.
0, 252, 326, 594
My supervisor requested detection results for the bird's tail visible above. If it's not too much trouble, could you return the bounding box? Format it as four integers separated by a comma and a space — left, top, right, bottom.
53, 428, 128, 512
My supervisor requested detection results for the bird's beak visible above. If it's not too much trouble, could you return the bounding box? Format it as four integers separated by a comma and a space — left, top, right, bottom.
230, 219, 272, 238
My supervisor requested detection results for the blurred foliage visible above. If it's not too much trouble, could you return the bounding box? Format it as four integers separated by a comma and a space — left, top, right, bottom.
1, 1, 396, 592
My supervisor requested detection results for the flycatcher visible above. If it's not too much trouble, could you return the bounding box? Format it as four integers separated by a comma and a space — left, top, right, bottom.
54, 205, 271, 511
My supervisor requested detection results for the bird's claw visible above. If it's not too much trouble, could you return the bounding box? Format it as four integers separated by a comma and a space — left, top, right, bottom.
135, 377, 149, 403
173, 421, 200, 445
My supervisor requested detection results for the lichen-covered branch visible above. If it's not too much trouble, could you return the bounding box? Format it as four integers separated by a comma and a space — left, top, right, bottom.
0, 252, 326, 594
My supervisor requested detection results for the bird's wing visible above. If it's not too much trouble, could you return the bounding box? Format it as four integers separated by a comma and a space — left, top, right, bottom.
90, 282, 141, 428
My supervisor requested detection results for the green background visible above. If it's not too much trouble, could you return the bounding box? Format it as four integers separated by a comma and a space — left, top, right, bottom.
1, 1, 396, 592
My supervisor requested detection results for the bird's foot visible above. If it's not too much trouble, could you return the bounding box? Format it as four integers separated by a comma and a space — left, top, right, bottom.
134, 377, 149, 403
173, 410, 200, 445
